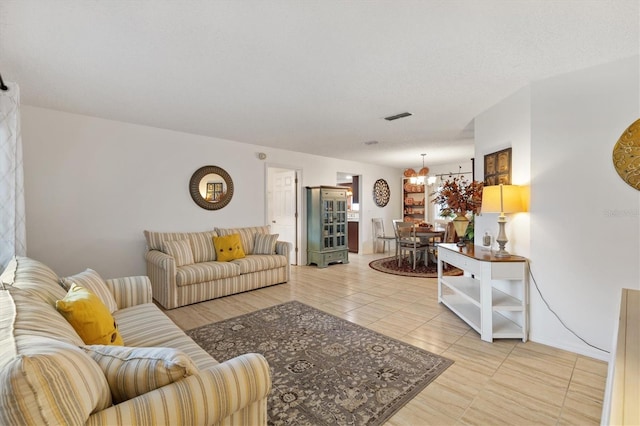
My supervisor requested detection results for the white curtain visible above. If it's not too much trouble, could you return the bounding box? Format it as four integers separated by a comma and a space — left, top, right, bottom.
0, 82, 26, 270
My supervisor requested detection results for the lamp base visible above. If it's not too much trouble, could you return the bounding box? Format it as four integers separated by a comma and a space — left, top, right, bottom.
494, 214, 510, 257
494, 245, 511, 258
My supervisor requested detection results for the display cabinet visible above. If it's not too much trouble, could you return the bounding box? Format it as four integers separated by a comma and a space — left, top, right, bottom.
437, 243, 528, 342
403, 178, 426, 224
306, 186, 349, 268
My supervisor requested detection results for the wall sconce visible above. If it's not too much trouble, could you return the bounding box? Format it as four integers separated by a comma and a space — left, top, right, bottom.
481, 184, 526, 257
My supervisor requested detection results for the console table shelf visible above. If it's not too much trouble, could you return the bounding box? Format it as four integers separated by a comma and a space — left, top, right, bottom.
437, 243, 529, 342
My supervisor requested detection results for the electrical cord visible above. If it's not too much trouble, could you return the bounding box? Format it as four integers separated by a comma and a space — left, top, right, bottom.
527, 260, 609, 354
0, 72, 8, 91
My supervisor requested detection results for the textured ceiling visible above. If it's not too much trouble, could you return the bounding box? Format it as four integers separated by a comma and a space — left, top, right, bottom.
1, 0, 638, 169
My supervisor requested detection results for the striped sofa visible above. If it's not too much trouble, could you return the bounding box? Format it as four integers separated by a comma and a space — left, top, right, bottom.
0, 256, 271, 425
144, 226, 290, 309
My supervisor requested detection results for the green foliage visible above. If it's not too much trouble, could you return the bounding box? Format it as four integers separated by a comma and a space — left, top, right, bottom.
465, 215, 475, 240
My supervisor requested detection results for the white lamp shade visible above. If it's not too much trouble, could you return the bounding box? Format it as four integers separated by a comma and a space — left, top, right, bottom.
481, 184, 525, 214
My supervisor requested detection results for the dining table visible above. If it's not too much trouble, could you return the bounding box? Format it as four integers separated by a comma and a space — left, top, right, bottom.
413, 227, 445, 266
414, 228, 445, 239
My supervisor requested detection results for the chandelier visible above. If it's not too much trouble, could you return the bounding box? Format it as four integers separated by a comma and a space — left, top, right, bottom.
410, 154, 435, 185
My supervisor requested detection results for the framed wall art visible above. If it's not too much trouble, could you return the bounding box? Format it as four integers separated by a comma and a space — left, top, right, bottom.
484, 147, 512, 186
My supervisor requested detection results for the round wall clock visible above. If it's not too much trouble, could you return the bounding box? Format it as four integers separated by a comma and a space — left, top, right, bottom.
373, 179, 390, 207
612, 118, 640, 191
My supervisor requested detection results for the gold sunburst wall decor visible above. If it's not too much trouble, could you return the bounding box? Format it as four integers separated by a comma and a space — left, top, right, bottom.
612, 118, 640, 191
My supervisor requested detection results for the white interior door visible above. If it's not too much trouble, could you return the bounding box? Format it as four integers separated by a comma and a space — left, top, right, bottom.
269, 168, 297, 264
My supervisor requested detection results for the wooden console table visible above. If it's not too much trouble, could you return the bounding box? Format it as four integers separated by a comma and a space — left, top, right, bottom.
602, 288, 639, 425
437, 243, 528, 342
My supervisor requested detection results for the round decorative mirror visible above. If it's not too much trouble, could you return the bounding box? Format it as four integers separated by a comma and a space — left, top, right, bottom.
189, 165, 234, 210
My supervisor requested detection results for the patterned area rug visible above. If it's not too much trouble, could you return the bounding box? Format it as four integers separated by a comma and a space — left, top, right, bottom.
187, 301, 453, 426
369, 256, 463, 278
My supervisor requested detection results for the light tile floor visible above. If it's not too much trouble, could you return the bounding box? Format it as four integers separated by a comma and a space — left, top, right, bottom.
163, 253, 608, 425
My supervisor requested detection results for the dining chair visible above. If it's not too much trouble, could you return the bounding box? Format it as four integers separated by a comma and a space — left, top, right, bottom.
444, 221, 456, 243
371, 218, 395, 255
426, 231, 444, 266
432, 222, 455, 269
391, 219, 404, 262
394, 221, 430, 269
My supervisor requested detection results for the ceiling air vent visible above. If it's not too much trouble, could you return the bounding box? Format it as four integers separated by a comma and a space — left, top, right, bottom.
384, 112, 412, 121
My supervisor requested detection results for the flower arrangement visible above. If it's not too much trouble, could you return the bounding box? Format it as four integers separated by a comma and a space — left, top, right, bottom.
431, 176, 483, 216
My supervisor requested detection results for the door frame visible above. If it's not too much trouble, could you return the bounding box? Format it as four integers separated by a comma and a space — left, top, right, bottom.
337, 172, 362, 254
265, 164, 303, 265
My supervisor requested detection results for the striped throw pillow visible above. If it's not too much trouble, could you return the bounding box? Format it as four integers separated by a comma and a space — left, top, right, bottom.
162, 239, 195, 267
82, 345, 198, 404
143, 231, 217, 262
0, 337, 112, 425
253, 233, 279, 255
60, 268, 118, 313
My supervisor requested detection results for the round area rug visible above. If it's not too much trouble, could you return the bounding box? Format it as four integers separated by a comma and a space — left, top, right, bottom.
369, 256, 463, 278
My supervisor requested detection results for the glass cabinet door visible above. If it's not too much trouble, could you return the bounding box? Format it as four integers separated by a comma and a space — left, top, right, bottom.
334, 198, 346, 248
323, 199, 333, 249
321, 196, 347, 249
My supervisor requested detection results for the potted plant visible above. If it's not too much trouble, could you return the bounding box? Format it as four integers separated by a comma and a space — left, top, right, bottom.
431, 176, 483, 245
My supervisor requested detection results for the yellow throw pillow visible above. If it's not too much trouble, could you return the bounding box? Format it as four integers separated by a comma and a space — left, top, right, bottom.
213, 234, 246, 262
56, 283, 124, 346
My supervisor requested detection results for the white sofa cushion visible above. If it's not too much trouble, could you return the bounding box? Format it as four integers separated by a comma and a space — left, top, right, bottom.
231, 254, 289, 274
175, 261, 240, 286
112, 303, 218, 370
82, 345, 199, 404
5, 287, 83, 345
113, 303, 190, 347
1, 256, 66, 305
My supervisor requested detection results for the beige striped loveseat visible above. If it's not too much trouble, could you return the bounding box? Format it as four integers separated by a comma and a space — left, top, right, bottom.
144, 226, 290, 309
0, 256, 271, 425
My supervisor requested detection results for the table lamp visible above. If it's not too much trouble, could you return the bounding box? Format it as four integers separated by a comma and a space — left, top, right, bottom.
481, 184, 525, 257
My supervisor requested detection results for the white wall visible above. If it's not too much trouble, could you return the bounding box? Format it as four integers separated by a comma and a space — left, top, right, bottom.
529, 56, 639, 359
474, 56, 640, 360
21, 107, 400, 277
474, 86, 531, 257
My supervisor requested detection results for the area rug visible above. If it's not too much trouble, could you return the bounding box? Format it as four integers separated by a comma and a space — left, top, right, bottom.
369, 256, 463, 278
187, 301, 453, 426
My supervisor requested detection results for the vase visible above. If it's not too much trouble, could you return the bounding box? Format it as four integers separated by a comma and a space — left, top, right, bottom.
452, 213, 469, 246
